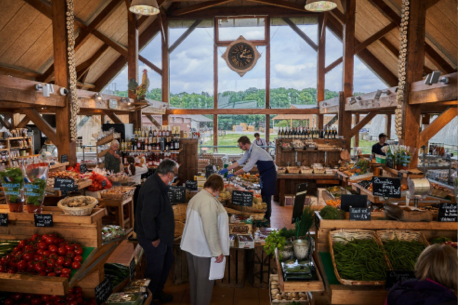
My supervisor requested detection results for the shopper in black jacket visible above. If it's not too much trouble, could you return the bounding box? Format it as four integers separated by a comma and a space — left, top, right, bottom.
135, 159, 178, 303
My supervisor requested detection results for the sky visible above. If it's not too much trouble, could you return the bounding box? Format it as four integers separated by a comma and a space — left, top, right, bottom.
106, 19, 387, 96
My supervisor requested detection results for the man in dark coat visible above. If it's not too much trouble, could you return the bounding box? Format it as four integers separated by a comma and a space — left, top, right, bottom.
135, 159, 178, 303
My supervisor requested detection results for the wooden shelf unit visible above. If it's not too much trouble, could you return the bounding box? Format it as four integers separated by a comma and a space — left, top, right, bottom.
0, 137, 34, 167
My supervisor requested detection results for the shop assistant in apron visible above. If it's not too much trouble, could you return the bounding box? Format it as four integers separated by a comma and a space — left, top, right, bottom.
218, 136, 276, 220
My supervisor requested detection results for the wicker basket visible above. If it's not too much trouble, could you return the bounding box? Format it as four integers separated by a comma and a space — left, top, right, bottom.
376, 230, 429, 247
251, 213, 265, 220
300, 168, 313, 175
329, 229, 391, 286
227, 204, 266, 214
174, 221, 185, 240
100, 187, 135, 200
57, 196, 98, 216
277, 168, 287, 174
313, 169, 326, 174
431, 188, 449, 198
287, 167, 300, 174
172, 204, 187, 222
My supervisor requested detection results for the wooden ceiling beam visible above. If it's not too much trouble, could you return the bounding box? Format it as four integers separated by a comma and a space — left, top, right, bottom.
354, 22, 396, 55
22, 108, 58, 144
170, 0, 235, 16
139, 56, 162, 75
246, 0, 306, 12
419, 107, 457, 148
23, 0, 53, 19
105, 110, 124, 124
282, 17, 318, 51
349, 112, 377, 138
16, 116, 31, 128
166, 108, 319, 115
76, 45, 110, 79
0, 115, 11, 129
0, 65, 41, 79
169, 19, 202, 53
168, 6, 316, 19
145, 114, 162, 128
325, 57, 343, 74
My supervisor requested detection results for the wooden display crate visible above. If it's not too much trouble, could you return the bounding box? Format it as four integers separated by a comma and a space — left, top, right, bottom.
253, 245, 277, 288
216, 248, 247, 288
171, 243, 189, 284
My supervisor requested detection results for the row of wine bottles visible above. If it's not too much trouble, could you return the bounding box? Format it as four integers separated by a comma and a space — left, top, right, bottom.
278, 127, 338, 139
120, 151, 179, 167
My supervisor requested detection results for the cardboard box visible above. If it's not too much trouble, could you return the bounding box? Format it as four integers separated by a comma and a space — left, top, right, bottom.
237, 234, 254, 249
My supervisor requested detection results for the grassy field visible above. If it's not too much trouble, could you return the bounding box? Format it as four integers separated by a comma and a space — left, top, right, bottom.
200, 133, 378, 155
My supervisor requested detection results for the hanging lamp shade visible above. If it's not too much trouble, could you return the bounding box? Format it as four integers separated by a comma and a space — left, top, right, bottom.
304, 0, 339, 12
129, 0, 160, 15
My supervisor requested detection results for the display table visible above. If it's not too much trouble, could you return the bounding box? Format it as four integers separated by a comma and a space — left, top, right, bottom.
99, 196, 135, 231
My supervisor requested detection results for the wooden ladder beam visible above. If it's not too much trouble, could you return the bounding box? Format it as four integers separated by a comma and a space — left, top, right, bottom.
419, 107, 457, 148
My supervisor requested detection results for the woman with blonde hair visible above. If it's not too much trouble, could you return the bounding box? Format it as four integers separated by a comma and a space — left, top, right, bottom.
385, 244, 457, 305
180, 174, 230, 305
104, 140, 122, 173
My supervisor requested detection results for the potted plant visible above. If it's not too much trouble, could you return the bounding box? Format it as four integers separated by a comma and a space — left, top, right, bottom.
0, 167, 25, 212
23, 163, 49, 213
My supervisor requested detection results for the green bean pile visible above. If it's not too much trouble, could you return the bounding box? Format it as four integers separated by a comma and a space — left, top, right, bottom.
333, 238, 388, 281
382, 239, 425, 271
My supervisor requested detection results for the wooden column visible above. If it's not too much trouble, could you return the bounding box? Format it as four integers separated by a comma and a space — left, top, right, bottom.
386, 114, 392, 139
402, 1, 426, 167
52, 0, 76, 165
213, 17, 218, 152
354, 114, 360, 149
161, 12, 169, 126
341, 0, 356, 151
266, 16, 271, 143
127, 8, 141, 130
317, 13, 326, 130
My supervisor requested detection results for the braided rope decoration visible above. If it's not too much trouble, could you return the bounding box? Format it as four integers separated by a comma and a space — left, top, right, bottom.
395, 0, 410, 139
66, 0, 79, 141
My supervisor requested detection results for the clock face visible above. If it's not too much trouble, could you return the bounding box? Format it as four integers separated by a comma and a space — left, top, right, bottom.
228, 42, 256, 70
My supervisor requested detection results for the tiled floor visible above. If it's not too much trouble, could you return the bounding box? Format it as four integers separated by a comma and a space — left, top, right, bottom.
107, 201, 293, 304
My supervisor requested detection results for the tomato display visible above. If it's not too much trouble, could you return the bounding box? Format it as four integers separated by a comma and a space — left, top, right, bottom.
2, 288, 96, 305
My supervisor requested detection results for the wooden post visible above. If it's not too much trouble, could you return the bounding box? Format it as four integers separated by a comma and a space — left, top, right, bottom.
127, 8, 140, 130
341, 0, 356, 151
266, 16, 271, 143
386, 114, 392, 139
402, 1, 426, 167
161, 12, 169, 126
354, 114, 360, 150
317, 13, 326, 130
52, 0, 76, 165
213, 17, 218, 153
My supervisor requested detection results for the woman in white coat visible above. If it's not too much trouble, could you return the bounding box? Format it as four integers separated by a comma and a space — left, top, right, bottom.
180, 174, 230, 305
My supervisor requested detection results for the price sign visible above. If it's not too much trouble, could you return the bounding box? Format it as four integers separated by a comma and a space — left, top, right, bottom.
372, 177, 401, 198
34, 214, 53, 227
0, 214, 8, 227
129, 258, 136, 280
231, 190, 253, 207
54, 178, 76, 193
349, 207, 371, 221
385, 271, 416, 290
185, 180, 198, 191
60, 154, 68, 163
205, 164, 214, 178
95, 278, 113, 305
102, 180, 106, 188
168, 186, 186, 203
80, 163, 87, 174
340, 194, 367, 212
438, 203, 457, 222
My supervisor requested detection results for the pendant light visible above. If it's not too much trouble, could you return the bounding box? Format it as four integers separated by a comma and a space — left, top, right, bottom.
129, 0, 160, 15
304, 0, 339, 12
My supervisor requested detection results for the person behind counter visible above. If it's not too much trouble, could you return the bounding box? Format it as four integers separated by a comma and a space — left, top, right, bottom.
218, 136, 276, 221
372, 133, 388, 156
385, 244, 457, 305
104, 140, 122, 173
254, 132, 267, 151
180, 174, 230, 305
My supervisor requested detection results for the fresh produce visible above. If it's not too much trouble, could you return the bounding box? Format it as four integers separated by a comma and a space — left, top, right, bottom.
87, 172, 112, 192
320, 206, 344, 220
339, 159, 370, 177
295, 206, 315, 237
104, 263, 129, 287
382, 238, 426, 271
0, 233, 84, 276
0, 240, 19, 257
23, 163, 49, 213
270, 278, 309, 303
264, 230, 286, 257
102, 225, 126, 243
333, 238, 388, 281
325, 199, 341, 208
279, 228, 296, 239
430, 237, 452, 244
0, 287, 96, 305
0, 167, 25, 212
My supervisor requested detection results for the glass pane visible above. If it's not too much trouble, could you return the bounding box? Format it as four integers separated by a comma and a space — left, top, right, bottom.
217, 115, 266, 154
325, 62, 342, 92
217, 46, 266, 109
218, 18, 265, 41
140, 34, 162, 69
270, 18, 318, 109
325, 28, 342, 65
354, 57, 387, 93
169, 20, 214, 109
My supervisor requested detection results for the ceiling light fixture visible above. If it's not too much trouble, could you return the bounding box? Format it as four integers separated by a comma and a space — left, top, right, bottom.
349, 97, 357, 105
129, 0, 160, 15
94, 93, 103, 101
304, 0, 339, 12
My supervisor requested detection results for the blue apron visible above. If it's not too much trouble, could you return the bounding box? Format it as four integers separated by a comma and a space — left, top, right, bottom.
257, 160, 277, 197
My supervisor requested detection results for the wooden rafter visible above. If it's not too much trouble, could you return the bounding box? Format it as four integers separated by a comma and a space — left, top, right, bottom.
145, 114, 161, 128
139, 56, 162, 75
349, 112, 377, 138
169, 0, 235, 16
419, 107, 457, 148
282, 18, 318, 51
0, 65, 40, 79
166, 108, 319, 115
246, 0, 306, 12
410, 72, 457, 104
367, 0, 455, 74
325, 57, 342, 74
324, 115, 338, 128
353, 22, 397, 55
22, 108, 58, 144
76, 45, 110, 80
105, 110, 124, 124
16, 116, 30, 128
169, 19, 203, 53
0, 115, 11, 129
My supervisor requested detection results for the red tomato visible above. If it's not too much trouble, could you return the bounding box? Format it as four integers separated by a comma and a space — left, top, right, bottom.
45, 267, 53, 274
57, 247, 67, 256
65, 245, 73, 252
54, 266, 63, 275
44, 236, 55, 245
41, 234, 48, 241
37, 242, 47, 250
33, 255, 42, 262
34, 262, 45, 273
71, 261, 81, 270
47, 272, 56, 277
42, 295, 51, 302
69, 301, 78, 305
73, 287, 82, 294
18, 240, 26, 248
49, 253, 58, 261
23, 253, 33, 261
31, 234, 40, 241
63, 258, 72, 267
48, 245, 58, 253
3, 299, 13, 305
74, 255, 83, 262
74, 247, 83, 255
25, 245, 34, 251
46, 259, 55, 268
60, 273, 69, 278
66, 294, 75, 301
31, 297, 41, 305
36, 249, 44, 255
76, 297, 83, 304
9, 258, 18, 267
17, 260, 27, 270
13, 246, 21, 253
61, 268, 71, 274
56, 256, 65, 266
11, 294, 22, 301
66, 252, 75, 259
42, 250, 51, 257
7, 267, 16, 274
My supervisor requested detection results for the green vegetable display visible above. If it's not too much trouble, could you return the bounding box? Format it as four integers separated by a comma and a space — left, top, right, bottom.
430, 237, 452, 244
25, 178, 47, 206
333, 238, 388, 281
382, 239, 426, 271
320, 206, 344, 220
295, 206, 315, 237
279, 227, 296, 239
0, 167, 24, 203
264, 230, 286, 257
105, 263, 130, 287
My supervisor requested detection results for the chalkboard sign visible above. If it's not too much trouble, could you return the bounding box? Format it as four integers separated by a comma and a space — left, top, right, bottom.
0, 214, 8, 227
60, 154, 68, 163
385, 271, 416, 290
349, 207, 371, 221
34, 214, 53, 227
102, 180, 106, 188
129, 258, 136, 280
95, 278, 113, 305
438, 203, 457, 222
168, 186, 186, 203
232, 190, 253, 207
80, 163, 87, 174
54, 178, 76, 193
185, 180, 198, 191
205, 164, 214, 178
340, 194, 368, 212
292, 183, 308, 224
372, 177, 401, 198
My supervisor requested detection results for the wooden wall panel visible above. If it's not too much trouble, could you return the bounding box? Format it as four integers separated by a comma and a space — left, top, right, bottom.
76, 0, 109, 23
74, 36, 105, 65
85, 49, 122, 84
96, 4, 128, 44
15, 25, 52, 71
0, 1, 25, 31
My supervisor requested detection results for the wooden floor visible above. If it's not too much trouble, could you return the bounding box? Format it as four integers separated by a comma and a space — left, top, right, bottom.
107, 201, 294, 304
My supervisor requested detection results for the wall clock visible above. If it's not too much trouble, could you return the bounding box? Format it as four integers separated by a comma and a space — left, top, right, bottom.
222, 36, 261, 77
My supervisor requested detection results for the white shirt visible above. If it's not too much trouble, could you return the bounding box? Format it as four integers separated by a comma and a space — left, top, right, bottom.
254, 138, 267, 150
238, 144, 273, 172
